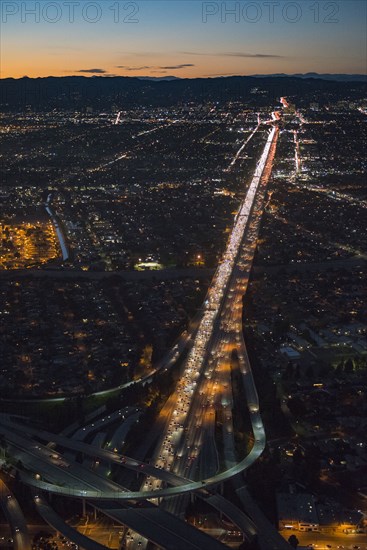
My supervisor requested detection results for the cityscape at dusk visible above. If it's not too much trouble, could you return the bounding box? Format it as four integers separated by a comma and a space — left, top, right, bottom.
0, 1, 366, 550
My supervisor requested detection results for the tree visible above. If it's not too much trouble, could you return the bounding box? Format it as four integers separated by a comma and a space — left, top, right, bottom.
288, 534, 299, 548
0, 433, 7, 456
273, 317, 290, 340
295, 363, 300, 379
287, 396, 306, 417
292, 447, 303, 466
272, 446, 281, 464
344, 358, 354, 373
305, 364, 314, 379
284, 361, 294, 379
335, 361, 344, 375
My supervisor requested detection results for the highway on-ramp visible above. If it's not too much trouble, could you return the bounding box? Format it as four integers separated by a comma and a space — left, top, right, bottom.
34, 495, 109, 550
0, 478, 31, 550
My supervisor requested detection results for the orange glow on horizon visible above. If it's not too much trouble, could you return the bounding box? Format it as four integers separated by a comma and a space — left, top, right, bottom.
3, 50, 359, 80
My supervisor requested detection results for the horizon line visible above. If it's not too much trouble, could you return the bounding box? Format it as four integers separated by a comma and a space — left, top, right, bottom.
1, 72, 367, 81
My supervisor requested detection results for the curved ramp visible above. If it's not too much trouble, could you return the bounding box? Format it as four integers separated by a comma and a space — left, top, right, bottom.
0, 479, 31, 550
34, 495, 109, 550
95, 502, 228, 550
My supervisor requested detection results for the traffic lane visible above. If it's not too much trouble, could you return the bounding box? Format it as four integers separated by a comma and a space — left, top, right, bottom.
0, 416, 188, 488
236, 486, 291, 550
95, 504, 228, 550
0, 479, 31, 550
205, 493, 257, 538
279, 529, 367, 550
198, 409, 219, 479
1, 427, 128, 495
147, 128, 277, 482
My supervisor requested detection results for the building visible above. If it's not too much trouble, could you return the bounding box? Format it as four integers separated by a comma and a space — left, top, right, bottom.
277, 493, 319, 531
279, 346, 301, 362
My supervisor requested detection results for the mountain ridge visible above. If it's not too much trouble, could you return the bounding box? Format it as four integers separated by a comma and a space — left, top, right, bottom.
2, 72, 365, 83
0, 75, 366, 111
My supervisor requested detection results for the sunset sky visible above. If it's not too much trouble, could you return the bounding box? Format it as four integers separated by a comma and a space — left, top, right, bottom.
1, 0, 366, 79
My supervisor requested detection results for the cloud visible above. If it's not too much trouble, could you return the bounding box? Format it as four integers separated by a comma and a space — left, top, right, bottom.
204, 72, 244, 77
159, 64, 195, 70
117, 65, 152, 71
77, 68, 107, 74
224, 52, 284, 59
116, 64, 194, 72
181, 51, 285, 59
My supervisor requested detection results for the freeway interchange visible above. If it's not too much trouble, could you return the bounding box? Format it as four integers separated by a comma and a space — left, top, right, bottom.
4, 125, 278, 501
1, 114, 287, 549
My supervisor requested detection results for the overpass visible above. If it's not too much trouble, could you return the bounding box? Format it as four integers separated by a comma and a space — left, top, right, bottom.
0, 479, 31, 550
34, 495, 109, 550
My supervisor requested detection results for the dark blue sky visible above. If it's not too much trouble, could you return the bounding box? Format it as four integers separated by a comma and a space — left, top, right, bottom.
1, 0, 366, 78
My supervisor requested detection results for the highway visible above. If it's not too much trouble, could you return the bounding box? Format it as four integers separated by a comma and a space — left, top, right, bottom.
1, 422, 233, 549
1, 413, 288, 548
126, 119, 282, 545
121, 118, 284, 549
227, 123, 260, 170
34, 495, 109, 550
0, 415, 193, 487
145, 126, 278, 489
236, 486, 302, 550
1, 126, 280, 503
94, 502, 228, 550
70, 406, 139, 442
293, 129, 301, 174
0, 318, 196, 405
0, 479, 31, 550
0, 111, 289, 550
45, 194, 69, 261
